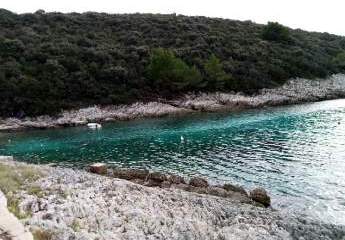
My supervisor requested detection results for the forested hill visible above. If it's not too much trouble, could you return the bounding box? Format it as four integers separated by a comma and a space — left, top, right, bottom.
1, 9, 345, 117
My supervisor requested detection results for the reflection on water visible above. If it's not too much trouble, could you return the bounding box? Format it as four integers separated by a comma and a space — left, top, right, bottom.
1, 99, 345, 224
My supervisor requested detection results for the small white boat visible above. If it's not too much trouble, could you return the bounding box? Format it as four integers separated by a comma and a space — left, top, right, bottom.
0, 156, 14, 161
87, 123, 102, 129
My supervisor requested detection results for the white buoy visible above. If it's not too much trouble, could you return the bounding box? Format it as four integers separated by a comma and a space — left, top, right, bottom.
180, 136, 184, 142
87, 123, 102, 129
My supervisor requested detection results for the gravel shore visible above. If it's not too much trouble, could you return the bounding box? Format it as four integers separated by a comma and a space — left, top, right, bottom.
1, 74, 345, 131
1, 160, 345, 240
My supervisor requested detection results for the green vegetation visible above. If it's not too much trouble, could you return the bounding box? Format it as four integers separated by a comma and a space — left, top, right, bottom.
146, 48, 203, 93
0, 9, 344, 117
262, 22, 290, 42
333, 51, 345, 69
32, 228, 55, 240
204, 54, 232, 90
71, 219, 82, 232
0, 163, 43, 218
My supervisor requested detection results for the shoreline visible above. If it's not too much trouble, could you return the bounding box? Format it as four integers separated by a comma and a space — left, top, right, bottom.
1, 74, 345, 132
1, 159, 345, 239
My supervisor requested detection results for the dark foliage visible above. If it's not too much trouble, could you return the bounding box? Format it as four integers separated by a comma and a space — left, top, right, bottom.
0, 9, 344, 117
262, 22, 291, 42
146, 48, 203, 93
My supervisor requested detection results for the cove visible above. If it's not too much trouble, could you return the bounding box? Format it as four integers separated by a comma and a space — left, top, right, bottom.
1, 99, 345, 225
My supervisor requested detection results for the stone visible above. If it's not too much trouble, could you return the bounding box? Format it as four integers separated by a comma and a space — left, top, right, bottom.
250, 188, 271, 207
168, 174, 186, 184
89, 163, 107, 175
144, 179, 162, 187
207, 186, 230, 198
172, 183, 191, 191
149, 172, 168, 182
0, 191, 33, 240
131, 179, 145, 185
113, 168, 149, 180
189, 177, 209, 188
160, 181, 171, 188
223, 183, 247, 196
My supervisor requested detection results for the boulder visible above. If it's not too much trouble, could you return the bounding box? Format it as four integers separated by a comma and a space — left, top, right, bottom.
207, 186, 230, 198
160, 181, 172, 188
168, 174, 186, 184
223, 183, 247, 196
113, 168, 149, 180
172, 183, 191, 191
89, 163, 107, 175
149, 172, 168, 182
131, 179, 145, 185
144, 179, 162, 187
249, 188, 271, 207
189, 177, 209, 188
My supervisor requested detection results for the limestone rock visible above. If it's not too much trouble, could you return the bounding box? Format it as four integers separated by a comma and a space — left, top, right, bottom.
250, 188, 271, 207
207, 186, 230, 198
189, 177, 209, 188
168, 174, 186, 184
0, 191, 33, 240
149, 172, 168, 182
89, 163, 107, 175
161, 181, 172, 188
113, 168, 149, 180
223, 183, 247, 196
144, 179, 162, 187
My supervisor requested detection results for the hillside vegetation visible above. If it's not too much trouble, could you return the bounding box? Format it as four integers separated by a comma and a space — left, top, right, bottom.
0, 9, 345, 117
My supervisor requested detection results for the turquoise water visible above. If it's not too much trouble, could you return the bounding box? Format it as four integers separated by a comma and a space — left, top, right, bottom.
1, 99, 345, 224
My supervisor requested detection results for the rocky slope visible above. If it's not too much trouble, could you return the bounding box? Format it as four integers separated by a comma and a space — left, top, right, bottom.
1, 160, 345, 240
1, 74, 345, 132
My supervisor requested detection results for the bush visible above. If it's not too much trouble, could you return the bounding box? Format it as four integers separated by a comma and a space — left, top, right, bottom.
204, 54, 232, 90
333, 51, 345, 69
146, 48, 203, 92
262, 22, 290, 42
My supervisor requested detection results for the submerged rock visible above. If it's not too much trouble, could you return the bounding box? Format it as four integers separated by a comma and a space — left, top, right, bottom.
250, 188, 271, 207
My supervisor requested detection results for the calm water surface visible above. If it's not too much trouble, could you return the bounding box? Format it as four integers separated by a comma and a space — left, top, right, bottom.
1, 99, 345, 225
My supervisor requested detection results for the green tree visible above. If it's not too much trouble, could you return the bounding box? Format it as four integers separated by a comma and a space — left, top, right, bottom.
146, 48, 203, 92
262, 22, 290, 42
204, 55, 231, 90
333, 52, 345, 69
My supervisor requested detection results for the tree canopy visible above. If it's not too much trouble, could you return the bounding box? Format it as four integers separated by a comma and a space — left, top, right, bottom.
0, 9, 344, 117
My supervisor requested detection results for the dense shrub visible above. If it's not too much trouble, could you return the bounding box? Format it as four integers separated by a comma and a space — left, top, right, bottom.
203, 54, 231, 90
146, 48, 203, 92
262, 22, 291, 42
333, 52, 345, 69
0, 9, 344, 117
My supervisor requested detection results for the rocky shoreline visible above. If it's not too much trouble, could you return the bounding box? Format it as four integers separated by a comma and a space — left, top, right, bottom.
1, 74, 345, 132
1, 159, 345, 239
89, 163, 271, 207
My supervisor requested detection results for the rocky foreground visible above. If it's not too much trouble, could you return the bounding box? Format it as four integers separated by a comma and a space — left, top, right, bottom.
1, 74, 345, 131
0, 159, 345, 240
